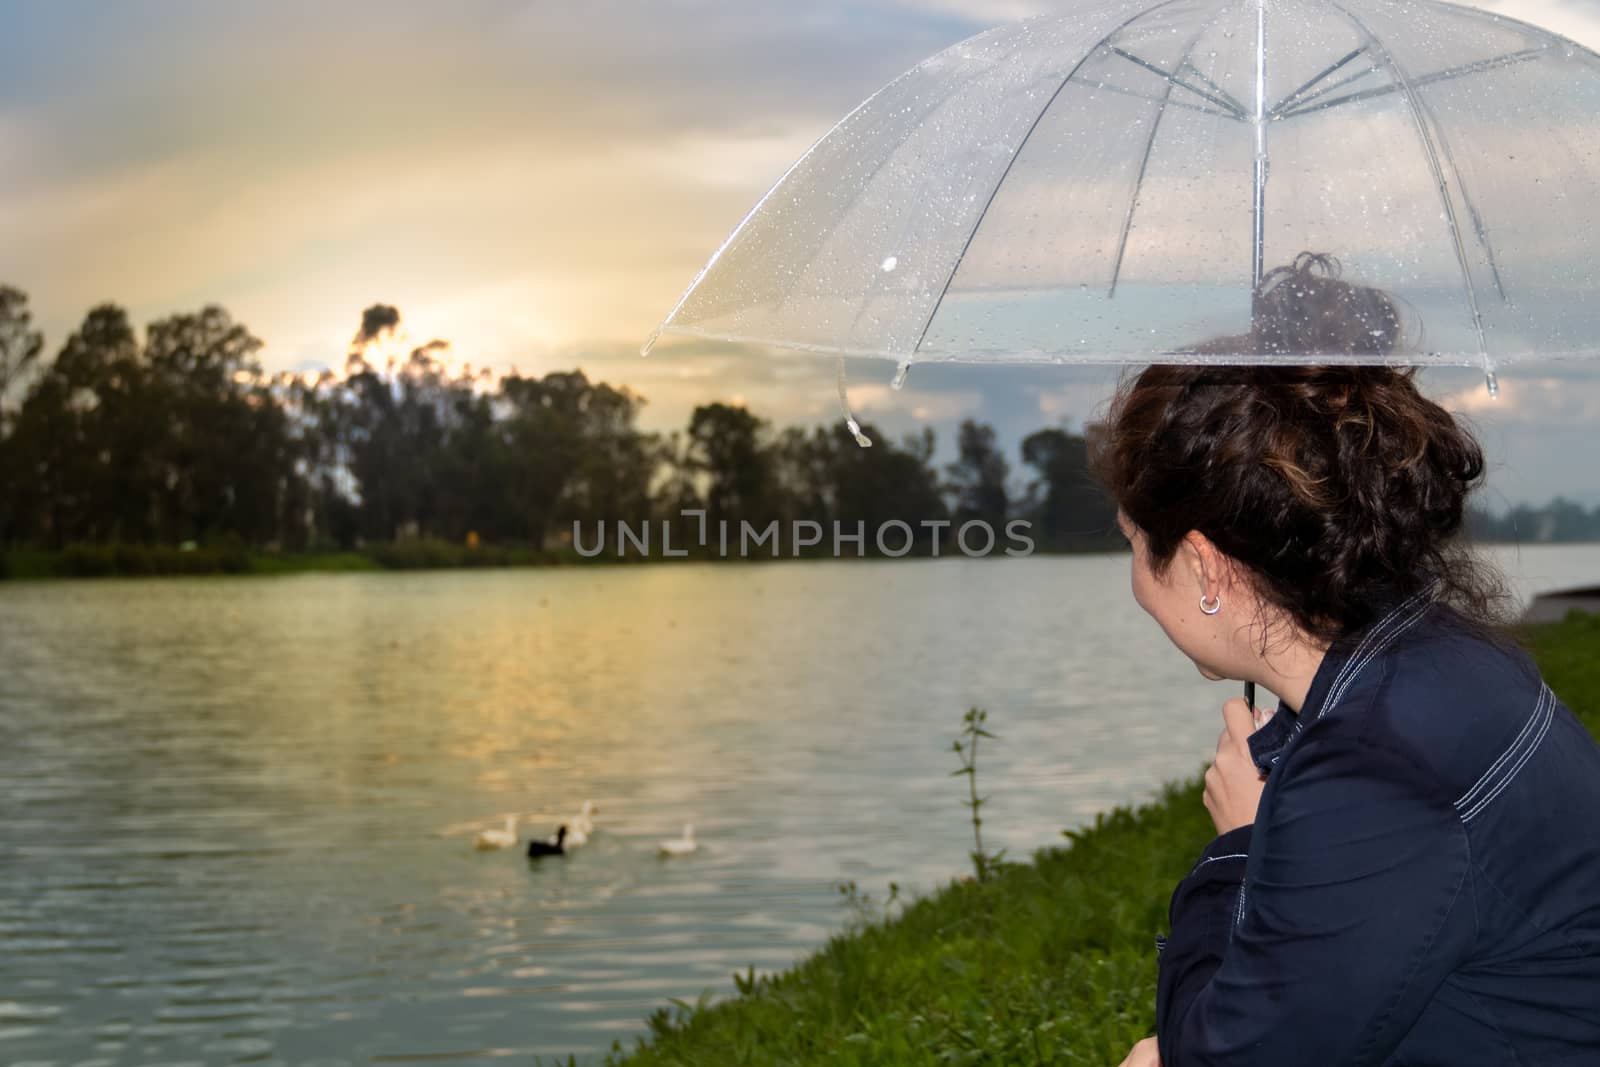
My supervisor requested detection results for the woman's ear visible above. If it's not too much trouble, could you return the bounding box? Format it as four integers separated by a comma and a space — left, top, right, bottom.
1178, 530, 1210, 591
1180, 529, 1230, 595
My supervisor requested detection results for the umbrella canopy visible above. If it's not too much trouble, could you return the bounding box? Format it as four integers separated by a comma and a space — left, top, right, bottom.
644, 0, 1600, 396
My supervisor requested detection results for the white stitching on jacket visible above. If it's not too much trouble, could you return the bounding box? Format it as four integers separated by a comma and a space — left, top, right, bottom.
1239, 588, 1437, 938
1269, 590, 1434, 766
1323, 587, 1431, 708
1319, 588, 1435, 720
1455, 684, 1548, 815
1459, 685, 1555, 824
1194, 852, 1248, 868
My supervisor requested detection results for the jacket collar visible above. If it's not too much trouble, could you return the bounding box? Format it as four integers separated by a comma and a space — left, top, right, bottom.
1247, 581, 1441, 774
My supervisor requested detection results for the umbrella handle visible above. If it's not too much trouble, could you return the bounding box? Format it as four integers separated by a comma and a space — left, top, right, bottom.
1244, 680, 1257, 716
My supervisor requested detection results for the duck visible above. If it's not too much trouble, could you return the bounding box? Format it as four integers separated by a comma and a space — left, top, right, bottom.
474, 815, 518, 851
565, 800, 599, 848
657, 823, 697, 857
527, 825, 568, 859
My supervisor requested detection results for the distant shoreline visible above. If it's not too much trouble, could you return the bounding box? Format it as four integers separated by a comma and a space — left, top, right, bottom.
6, 537, 1600, 581
0, 541, 1097, 580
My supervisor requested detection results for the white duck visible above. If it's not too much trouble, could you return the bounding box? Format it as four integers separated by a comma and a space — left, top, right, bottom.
474, 815, 518, 851
565, 800, 598, 848
657, 823, 697, 857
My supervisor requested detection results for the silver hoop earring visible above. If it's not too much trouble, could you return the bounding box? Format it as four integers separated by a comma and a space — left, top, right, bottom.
1199, 593, 1222, 615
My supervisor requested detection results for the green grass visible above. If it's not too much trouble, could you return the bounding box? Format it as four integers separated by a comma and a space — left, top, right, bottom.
0, 541, 614, 580
0, 544, 376, 579
244, 551, 380, 575
600, 614, 1600, 1066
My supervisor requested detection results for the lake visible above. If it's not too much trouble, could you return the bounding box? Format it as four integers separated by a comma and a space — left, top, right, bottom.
3, 545, 1598, 1064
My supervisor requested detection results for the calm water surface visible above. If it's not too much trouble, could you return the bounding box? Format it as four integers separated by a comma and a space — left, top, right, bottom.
2, 546, 1597, 1064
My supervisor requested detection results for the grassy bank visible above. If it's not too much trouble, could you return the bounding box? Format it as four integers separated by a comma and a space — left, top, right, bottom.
601, 614, 1600, 1066
0, 540, 597, 580
0, 542, 1083, 580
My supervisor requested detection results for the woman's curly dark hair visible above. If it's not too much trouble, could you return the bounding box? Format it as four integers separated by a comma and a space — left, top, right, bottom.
1092, 257, 1509, 643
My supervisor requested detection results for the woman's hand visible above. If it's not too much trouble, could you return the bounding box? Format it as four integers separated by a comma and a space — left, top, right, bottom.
1203, 697, 1269, 835
1117, 1036, 1161, 1067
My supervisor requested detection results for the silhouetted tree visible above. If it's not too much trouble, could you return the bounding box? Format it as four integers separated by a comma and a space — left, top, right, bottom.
6, 305, 143, 545
9, 291, 1590, 563
824, 422, 947, 554
1020, 427, 1118, 551
687, 402, 776, 528
0, 286, 44, 426
945, 419, 1010, 530
0, 286, 46, 543
144, 306, 284, 543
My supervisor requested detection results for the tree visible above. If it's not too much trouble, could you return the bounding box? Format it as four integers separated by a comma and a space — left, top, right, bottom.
945, 419, 1010, 530
0, 286, 44, 429
828, 422, 947, 554
1020, 427, 1118, 551
687, 402, 776, 528
0, 286, 46, 545
563, 382, 654, 534
144, 306, 283, 543
498, 370, 593, 546
5, 305, 143, 545
763, 422, 948, 555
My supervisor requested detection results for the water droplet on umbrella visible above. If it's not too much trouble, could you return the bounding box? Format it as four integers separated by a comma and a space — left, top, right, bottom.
881, 255, 899, 273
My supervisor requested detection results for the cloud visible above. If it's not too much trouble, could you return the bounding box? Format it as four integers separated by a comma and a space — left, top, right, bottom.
888, 0, 1056, 19
1482, 0, 1600, 49
0, 2, 986, 186
1437, 366, 1600, 421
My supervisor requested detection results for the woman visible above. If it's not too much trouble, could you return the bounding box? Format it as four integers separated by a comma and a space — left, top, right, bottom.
1100, 258, 1600, 1065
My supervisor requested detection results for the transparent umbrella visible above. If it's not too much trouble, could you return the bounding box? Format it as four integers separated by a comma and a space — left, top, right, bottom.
643, 0, 1600, 443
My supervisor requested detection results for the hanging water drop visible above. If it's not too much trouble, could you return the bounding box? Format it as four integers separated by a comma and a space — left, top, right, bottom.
1484, 369, 1500, 399
837, 356, 872, 448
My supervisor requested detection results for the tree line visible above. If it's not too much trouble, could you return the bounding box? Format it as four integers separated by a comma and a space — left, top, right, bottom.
0, 286, 1120, 558
1467, 500, 1600, 544
3, 285, 1594, 563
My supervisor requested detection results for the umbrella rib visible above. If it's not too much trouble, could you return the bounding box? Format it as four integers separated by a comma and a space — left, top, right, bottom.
1324, 1, 1491, 358
910, 0, 1197, 357
1110, 47, 1249, 119
1110, 19, 1224, 298
1277, 63, 1384, 114
1279, 48, 1547, 120
1180, 64, 1249, 118
1270, 46, 1368, 117
765, 33, 1030, 335
1444, 0, 1600, 69
1071, 80, 1234, 120
642, 36, 939, 351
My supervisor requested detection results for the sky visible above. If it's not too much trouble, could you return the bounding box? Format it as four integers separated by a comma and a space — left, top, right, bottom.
2, 0, 1598, 507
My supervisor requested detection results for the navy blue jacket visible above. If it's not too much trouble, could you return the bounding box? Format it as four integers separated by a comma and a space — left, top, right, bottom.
1156, 589, 1600, 1064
